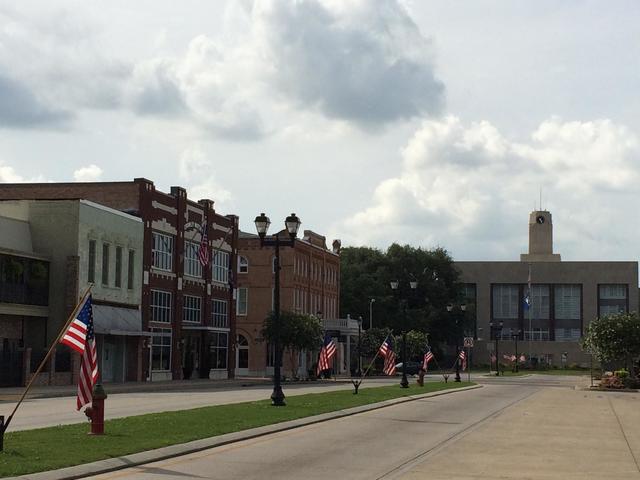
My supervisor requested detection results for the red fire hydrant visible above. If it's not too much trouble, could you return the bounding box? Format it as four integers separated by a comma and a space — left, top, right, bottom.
84, 383, 107, 435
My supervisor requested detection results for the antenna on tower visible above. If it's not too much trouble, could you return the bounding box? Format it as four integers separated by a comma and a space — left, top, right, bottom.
539, 187, 542, 211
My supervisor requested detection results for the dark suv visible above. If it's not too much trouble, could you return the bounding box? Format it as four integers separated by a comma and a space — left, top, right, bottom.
394, 361, 423, 375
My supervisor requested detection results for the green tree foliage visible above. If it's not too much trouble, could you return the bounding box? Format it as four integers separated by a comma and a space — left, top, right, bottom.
581, 312, 640, 376
340, 244, 468, 349
360, 328, 392, 357
261, 311, 324, 378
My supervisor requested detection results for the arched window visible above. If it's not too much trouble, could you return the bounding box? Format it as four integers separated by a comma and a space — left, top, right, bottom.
238, 255, 249, 274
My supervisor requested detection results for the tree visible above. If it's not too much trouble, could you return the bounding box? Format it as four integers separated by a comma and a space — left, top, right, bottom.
581, 312, 640, 377
340, 243, 465, 349
261, 311, 323, 379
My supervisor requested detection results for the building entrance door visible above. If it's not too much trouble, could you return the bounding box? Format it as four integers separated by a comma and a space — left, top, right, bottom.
235, 334, 249, 376
0, 338, 23, 387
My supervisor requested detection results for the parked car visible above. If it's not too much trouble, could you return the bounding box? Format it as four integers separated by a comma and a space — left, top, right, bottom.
394, 361, 422, 375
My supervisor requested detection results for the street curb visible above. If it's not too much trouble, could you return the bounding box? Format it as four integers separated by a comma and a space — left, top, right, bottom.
7, 384, 481, 480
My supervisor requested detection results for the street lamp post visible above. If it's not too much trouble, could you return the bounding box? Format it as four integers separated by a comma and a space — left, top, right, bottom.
489, 321, 504, 376
369, 299, 375, 330
447, 303, 467, 383
357, 316, 363, 377
254, 212, 301, 406
512, 330, 521, 373
390, 279, 417, 389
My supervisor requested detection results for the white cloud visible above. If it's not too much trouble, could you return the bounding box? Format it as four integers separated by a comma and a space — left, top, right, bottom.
179, 146, 232, 207
0, 162, 24, 182
338, 116, 640, 260
73, 164, 103, 182
124, 0, 444, 138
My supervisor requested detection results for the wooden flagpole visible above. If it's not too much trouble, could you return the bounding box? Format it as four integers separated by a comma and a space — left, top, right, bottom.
1, 284, 93, 435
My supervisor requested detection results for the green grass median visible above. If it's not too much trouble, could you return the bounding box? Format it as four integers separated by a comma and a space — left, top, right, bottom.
0, 381, 472, 477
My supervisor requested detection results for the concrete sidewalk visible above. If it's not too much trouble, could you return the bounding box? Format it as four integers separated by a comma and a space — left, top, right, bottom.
397, 387, 640, 479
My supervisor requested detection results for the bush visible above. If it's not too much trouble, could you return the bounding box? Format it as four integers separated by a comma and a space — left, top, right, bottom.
600, 373, 624, 389
614, 369, 629, 379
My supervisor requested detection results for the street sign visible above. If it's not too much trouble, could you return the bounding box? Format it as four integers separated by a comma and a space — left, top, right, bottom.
463, 337, 474, 348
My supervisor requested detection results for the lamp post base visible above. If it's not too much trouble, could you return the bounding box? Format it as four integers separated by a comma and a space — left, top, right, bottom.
400, 374, 409, 388
271, 386, 286, 406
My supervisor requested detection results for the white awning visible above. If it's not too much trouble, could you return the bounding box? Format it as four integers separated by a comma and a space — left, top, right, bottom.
93, 304, 145, 336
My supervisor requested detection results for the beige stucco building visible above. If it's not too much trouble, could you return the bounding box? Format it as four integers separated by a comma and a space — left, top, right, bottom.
0, 199, 145, 383
456, 210, 638, 367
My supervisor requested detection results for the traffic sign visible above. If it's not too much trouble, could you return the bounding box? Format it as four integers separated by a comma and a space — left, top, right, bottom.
463, 337, 474, 348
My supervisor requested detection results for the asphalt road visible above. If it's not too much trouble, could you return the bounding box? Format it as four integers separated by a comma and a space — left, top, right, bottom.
86, 382, 541, 480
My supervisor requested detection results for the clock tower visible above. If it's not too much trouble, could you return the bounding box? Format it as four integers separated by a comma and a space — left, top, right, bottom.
520, 210, 561, 262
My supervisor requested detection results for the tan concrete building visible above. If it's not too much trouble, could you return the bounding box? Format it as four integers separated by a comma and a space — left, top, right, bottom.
0, 199, 146, 383
236, 230, 340, 378
457, 210, 638, 367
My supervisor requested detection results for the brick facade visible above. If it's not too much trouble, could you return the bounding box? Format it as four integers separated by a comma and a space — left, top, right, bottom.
236, 230, 340, 377
0, 178, 239, 381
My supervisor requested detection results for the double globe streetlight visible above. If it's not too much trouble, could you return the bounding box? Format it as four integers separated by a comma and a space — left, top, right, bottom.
390, 279, 417, 389
254, 212, 301, 406
447, 303, 467, 382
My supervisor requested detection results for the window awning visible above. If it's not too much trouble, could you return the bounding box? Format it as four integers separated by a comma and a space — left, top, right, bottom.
93, 304, 147, 336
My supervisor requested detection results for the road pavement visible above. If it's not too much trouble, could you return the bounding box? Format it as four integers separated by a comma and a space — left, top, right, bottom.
85, 382, 540, 480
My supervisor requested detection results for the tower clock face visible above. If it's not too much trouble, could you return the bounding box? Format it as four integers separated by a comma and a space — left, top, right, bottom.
536, 215, 545, 224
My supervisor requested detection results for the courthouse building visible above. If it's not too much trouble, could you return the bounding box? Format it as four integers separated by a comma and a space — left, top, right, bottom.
456, 210, 639, 367
0, 178, 239, 381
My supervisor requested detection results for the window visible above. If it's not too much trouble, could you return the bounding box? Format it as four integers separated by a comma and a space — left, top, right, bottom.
266, 342, 276, 367
599, 284, 627, 316
524, 328, 550, 341
237, 288, 248, 316
238, 256, 248, 274
492, 285, 518, 319
88, 240, 96, 283
115, 246, 122, 288
555, 285, 581, 341
212, 250, 229, 283
184, 240, 203, 278
102, 243, 110, 286
209, 332, 228, 369
272, 256, 277, 274
151, 290, 172, 323
212, 299, 228, 328
530, 285, 550, 319
183, 295, 202, 323
152, 232, 174, 271
127, 250, 135, 290
151, 328, 171, 371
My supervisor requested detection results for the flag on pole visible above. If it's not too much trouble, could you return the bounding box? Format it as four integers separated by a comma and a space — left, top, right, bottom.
317, 334, 337, 376
379, 336, 397, 375
458, 350, 467, 371
524, 264, 532, 310
60, 295, 98, 410
198, 223, 209, 267
423, 349, 434, 371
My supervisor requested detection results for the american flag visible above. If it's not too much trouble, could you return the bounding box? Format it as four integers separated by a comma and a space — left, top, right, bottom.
379, 337, 397, 375
60, 295, 98, 410
198, 223, 209, 267
316, 334, 337, 376
519, 354, 526, 363
422, 350, 434, 371
503, 354, 516, 362
458, 349, 467, 371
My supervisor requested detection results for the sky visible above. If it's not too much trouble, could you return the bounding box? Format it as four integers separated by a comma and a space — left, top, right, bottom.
1, 0, 640, 261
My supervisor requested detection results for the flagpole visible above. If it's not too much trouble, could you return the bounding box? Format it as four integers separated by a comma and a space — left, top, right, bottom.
1, 284, 93, 434
528, 263, 532, 364
355, 333, 389, 388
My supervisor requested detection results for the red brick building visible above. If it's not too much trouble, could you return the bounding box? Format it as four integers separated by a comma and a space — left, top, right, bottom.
236, 230, 340, 378
0, 178, 239, 381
